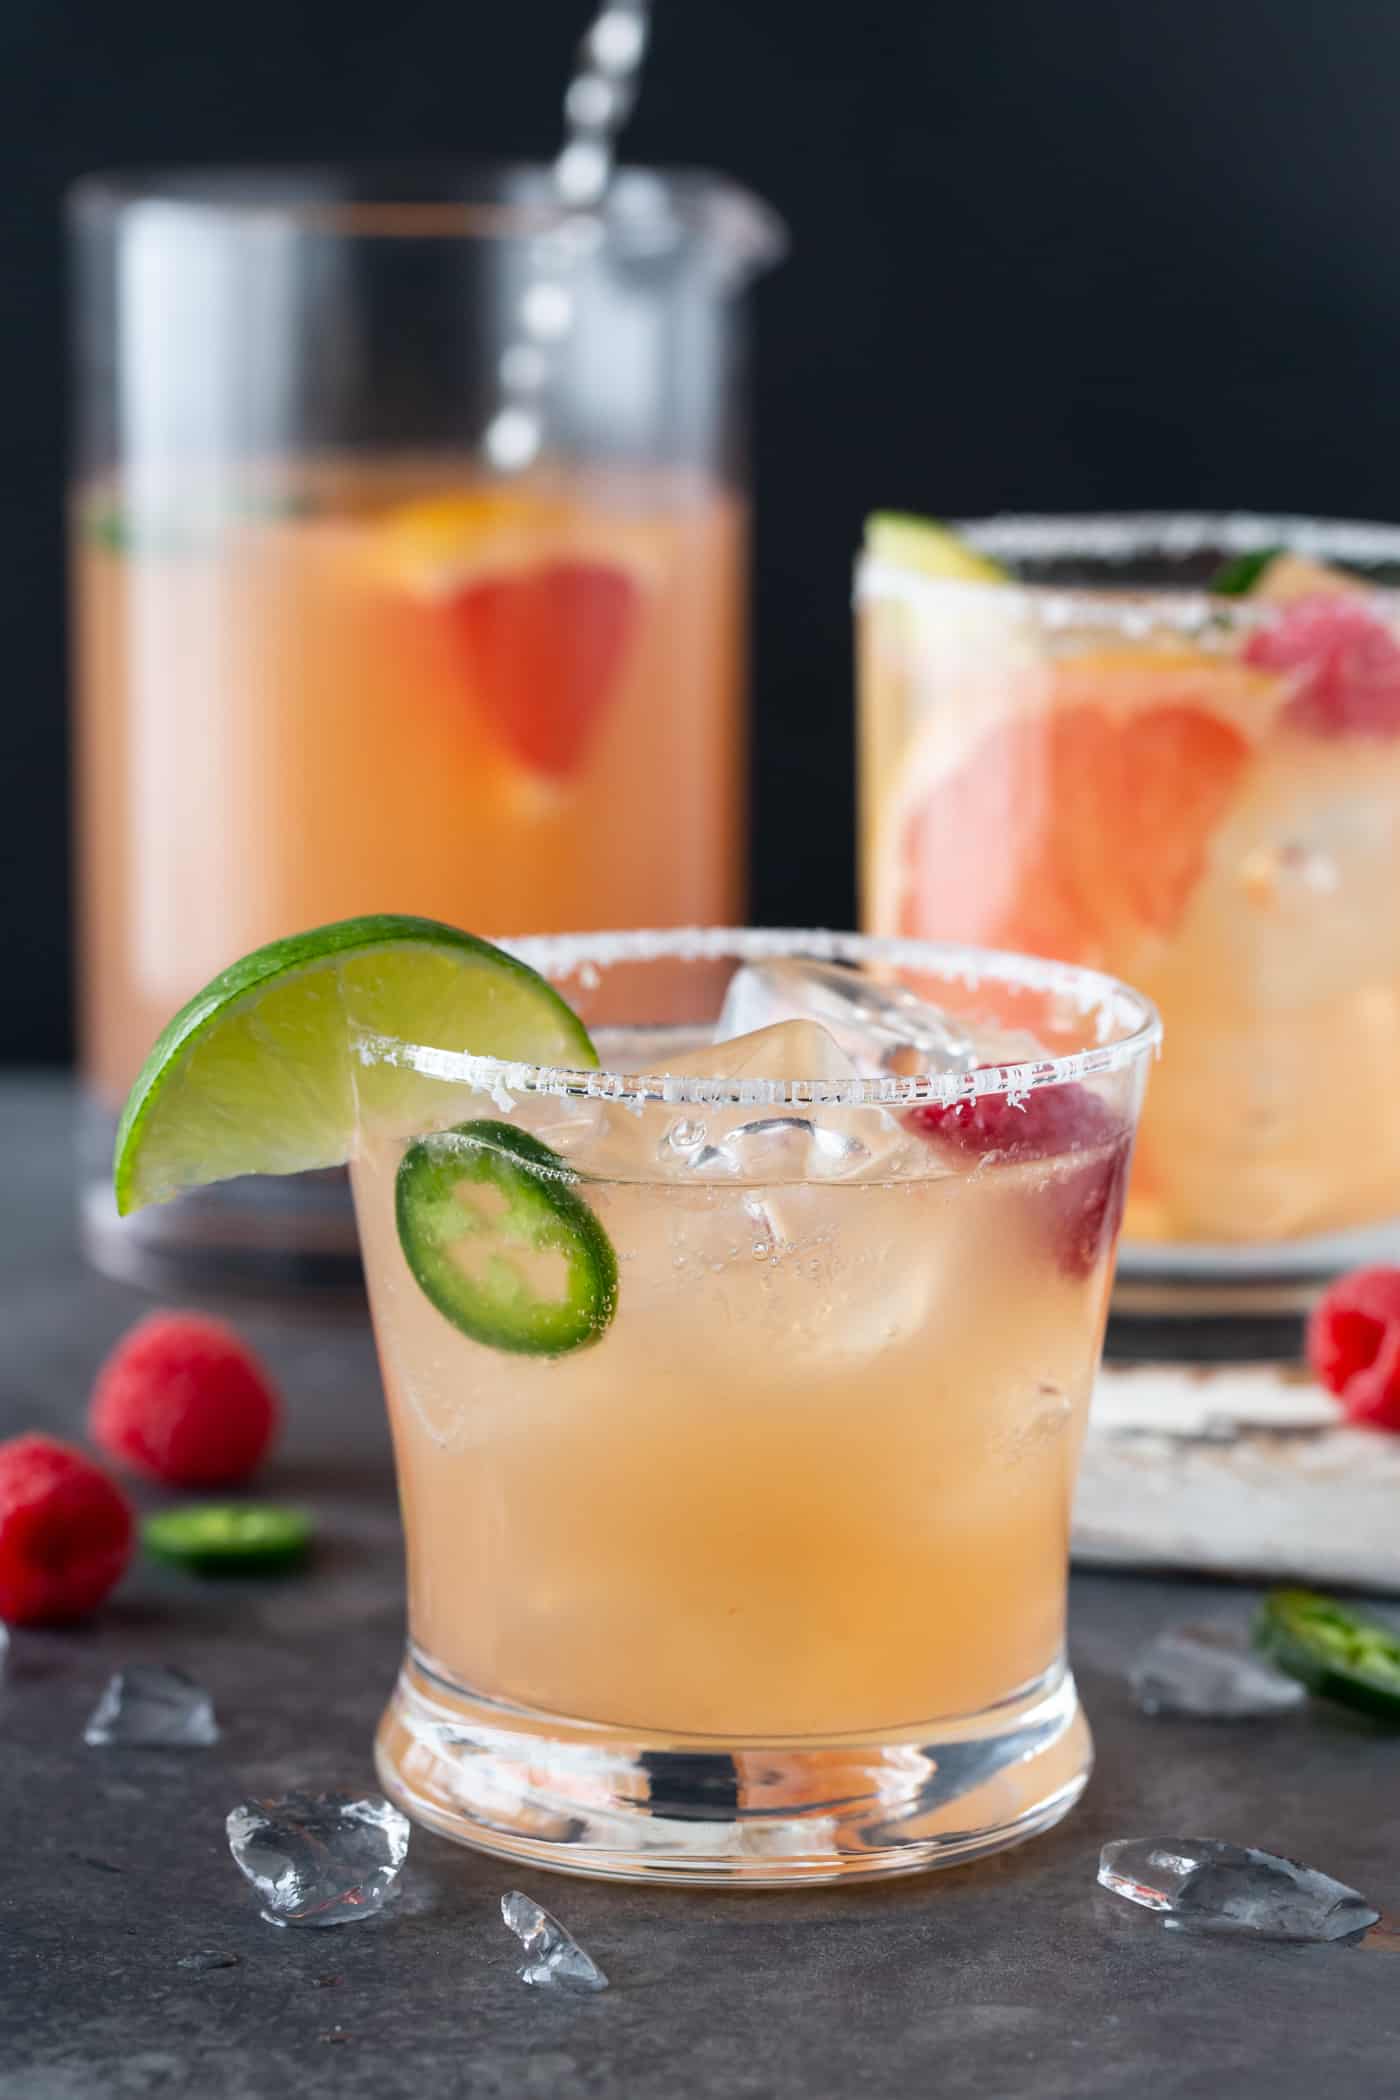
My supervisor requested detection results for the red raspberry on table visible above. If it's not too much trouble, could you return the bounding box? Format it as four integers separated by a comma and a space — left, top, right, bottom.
0, 1434, 134, 1624
1244, 596, 1400, 738
1307, 1266, 1400, 1431
908, 1083, 1131, 1279
89, 1313, 281, 1488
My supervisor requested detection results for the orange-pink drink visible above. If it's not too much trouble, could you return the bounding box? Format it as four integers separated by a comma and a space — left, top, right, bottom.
859, 518, 1400, 1248
354, 930, 1157, 1881
74, 461, 745, 1107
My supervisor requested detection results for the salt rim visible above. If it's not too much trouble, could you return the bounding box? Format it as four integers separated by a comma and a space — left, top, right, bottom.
354, 927, 1160, 1111
857, 510, 1400, 638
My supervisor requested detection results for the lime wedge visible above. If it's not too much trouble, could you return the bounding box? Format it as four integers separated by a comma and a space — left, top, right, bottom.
114, 915, 596, 1216
863, 512, 1008, 584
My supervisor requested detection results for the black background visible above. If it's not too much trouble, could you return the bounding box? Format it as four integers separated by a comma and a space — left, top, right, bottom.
7, 0, 1400, 1063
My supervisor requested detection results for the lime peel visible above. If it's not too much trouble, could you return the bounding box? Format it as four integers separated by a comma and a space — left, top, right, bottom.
863, 512, 1008, 585
114, 915, 597, 1216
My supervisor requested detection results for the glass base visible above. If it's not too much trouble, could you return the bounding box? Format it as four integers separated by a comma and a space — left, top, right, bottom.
375, 1652, 1091, 1887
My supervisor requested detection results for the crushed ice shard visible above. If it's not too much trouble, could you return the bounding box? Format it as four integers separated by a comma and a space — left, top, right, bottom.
501, 1890, 609, 1991
716, 959, 977, 1077
226, 1791, 410, 1928
84, 1664, 220, 1748
1129, 1624, 1306, 1719
1098, 1837, 1379, 1942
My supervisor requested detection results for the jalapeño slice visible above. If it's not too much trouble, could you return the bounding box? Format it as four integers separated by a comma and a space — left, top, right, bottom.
1253, 1589, 1400, 1724
395, 1120, 618, 1357
143, 1504, 312, 1575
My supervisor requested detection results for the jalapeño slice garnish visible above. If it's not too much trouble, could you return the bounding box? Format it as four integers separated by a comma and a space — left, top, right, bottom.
1253, 1589, 1400, 1724
395, 1120, 617, 1357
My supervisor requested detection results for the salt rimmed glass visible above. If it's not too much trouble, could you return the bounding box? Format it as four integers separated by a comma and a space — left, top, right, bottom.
858, 513, 1400, 1326
354, 927, 1158, 1885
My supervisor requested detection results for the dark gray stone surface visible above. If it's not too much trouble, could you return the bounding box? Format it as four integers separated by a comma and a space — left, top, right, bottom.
2, 1076, 1398, 2099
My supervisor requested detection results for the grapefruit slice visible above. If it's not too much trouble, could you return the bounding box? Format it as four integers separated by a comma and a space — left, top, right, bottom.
872, 649, 1269, 968
379, 490, 644, 781
443, 560, 636, 779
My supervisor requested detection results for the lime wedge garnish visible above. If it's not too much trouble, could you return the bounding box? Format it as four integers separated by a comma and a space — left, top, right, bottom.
863, 512, 1008, 584
396, 1120, 618, 1356
114, 915, 596, 1216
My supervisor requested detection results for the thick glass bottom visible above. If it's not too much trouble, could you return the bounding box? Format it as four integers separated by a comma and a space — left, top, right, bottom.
376, 1651, 1091, 1887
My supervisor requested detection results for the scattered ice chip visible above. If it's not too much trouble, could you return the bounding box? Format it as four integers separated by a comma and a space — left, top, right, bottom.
226, 1791, 410, 1929
0, 1621, 9, 1676
501, 1891, 609, 1992
175, 1949, 240, 1972
84, 1665, 219, 1748
1098, 1838, 1378, 1942
1129, 1624, 1307, 1719
716, 960, 978, 1077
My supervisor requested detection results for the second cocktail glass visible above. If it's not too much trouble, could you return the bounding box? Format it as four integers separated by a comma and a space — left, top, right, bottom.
858, 514, 1400, 1313
357, 928, 1158, 1883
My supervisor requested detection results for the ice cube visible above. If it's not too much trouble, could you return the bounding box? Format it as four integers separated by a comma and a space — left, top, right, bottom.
501, 1891, 609, 1992
226, 1791, 410, 1929
664, 1017, 860, 1089
716, 960, 978, 1077
658, 1021, 922, 1252
688, 1115, 870, 1181
657, 1019, 884, 1222
1098, 1838, 1379, 1942
84, 1665, 220, 1749
1129, 1625, 1307, 1719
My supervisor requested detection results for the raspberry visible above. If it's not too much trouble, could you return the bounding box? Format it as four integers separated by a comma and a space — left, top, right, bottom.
909, 1083, 1131, 1278
1307, 1266, 1400, 1431
0, 1434, 134, 1624
1244, 596, 1400, 738
89, 1313, 281, 1488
